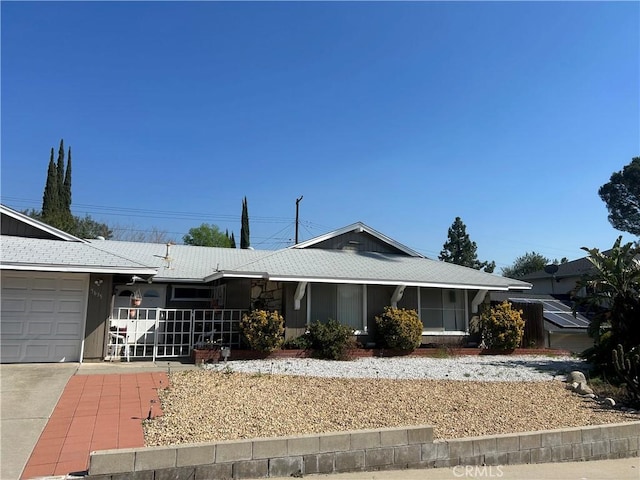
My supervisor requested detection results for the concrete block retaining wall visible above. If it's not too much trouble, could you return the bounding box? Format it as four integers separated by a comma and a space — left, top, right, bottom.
86, 422, 639, 480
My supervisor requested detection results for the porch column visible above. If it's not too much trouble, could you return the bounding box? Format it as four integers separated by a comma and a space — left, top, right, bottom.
294, 282, 307, 310
390, 285, 406, 308
471, 290, 488, 313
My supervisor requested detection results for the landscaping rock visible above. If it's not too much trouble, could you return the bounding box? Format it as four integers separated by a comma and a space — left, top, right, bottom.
575, 382, 594, 395
567, 371, 587, 384
144, 368, 637, 446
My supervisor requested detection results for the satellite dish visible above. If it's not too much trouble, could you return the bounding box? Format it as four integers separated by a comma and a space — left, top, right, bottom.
544, 264, 559, 275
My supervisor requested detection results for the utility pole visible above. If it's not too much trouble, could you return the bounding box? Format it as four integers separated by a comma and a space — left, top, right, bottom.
295, 195, 303, 244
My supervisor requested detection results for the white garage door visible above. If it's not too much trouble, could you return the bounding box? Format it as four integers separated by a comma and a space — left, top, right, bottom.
1, 271, 88, 363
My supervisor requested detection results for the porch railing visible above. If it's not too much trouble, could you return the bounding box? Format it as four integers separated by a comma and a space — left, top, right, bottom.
106, 308, 246, 361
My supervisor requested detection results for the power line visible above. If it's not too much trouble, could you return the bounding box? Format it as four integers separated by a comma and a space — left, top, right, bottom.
1, 196, 295, 224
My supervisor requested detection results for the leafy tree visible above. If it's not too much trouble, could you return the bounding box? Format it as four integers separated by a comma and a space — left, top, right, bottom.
240, 196, 250, 249
599, 157, 640, 235
439, 217, 495, 272
183, 223, 232, 247
74, 215, 113, 239
26, 209, 113, 239
501, 252, 550, 278
575, 237, 640, 351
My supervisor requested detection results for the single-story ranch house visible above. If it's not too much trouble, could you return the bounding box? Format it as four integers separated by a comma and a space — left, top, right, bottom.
1, 204, 532, 363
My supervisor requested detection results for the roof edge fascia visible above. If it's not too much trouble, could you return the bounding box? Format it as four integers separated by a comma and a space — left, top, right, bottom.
0, 204, 87, 243
0, 264, 157, 275
267, 274, 531, 291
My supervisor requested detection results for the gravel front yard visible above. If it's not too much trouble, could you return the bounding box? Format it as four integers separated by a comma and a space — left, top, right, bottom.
143, 359, 637, 446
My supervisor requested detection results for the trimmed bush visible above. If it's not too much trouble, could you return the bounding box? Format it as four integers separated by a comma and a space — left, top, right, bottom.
375, 306, 423, 351
304, 319, 356, 360
480, 301, 525, 350
281, 335, 310, 350
240, 309, 284, 353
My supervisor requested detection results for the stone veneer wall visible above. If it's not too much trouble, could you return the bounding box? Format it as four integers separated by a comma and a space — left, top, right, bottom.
86, 422, 639, 480
250, 280, 283, 312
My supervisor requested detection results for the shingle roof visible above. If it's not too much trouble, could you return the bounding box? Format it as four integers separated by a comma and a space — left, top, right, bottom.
89, 240, 531, 291
1, 236, 156, 275
87, 240, 267, 281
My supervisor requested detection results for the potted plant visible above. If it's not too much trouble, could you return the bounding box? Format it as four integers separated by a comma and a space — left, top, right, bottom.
130, 289, 142, 307
191, 337, 222, 364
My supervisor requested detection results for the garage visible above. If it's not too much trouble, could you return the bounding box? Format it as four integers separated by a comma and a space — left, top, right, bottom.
1, 271, 88, 363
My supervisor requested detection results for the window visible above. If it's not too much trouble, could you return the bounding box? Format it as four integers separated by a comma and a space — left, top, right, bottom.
420, 288, 466, 332
171, 286, 211, 301
309, 283, 365, 332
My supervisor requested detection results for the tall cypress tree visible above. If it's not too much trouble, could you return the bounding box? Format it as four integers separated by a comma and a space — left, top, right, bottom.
42, 148, 59, 220
63, 147, 72, 212
41, 139, 73, 231
240, 196, 250, 249
230, 231, 236, 249
56, 139, 65, 212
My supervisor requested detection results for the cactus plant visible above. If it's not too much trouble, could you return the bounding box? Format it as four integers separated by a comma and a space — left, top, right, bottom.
612, 344, 640, 405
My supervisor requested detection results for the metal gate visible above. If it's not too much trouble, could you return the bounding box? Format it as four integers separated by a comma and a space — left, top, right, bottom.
106, 308, 245, 361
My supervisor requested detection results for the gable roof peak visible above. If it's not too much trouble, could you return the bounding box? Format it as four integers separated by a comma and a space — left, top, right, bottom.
290, 221, 424, 258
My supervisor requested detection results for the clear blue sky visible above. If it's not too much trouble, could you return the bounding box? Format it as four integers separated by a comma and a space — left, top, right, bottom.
2, 1, 638, 273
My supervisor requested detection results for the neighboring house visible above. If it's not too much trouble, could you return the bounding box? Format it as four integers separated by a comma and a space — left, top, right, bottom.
518, 256, 598, 296
496, 252, 617, 353
1, 206, 532, 363
491, 292, 592, 353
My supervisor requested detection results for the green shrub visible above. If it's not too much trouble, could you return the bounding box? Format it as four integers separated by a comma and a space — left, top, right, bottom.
375, 306, 423, 351
281, 335, 310, 350
582, 330, 616, 375
240, 309, 284, 353
480, 301, 525, 350
304, 319, 356, 360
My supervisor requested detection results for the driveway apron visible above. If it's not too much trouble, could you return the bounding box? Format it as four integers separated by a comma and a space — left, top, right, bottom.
0, 364, 77, 480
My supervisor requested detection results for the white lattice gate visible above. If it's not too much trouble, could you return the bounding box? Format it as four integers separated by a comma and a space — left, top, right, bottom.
106, 308, 245, 361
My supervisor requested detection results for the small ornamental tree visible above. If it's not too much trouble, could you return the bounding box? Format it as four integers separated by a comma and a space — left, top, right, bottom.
375, 307, 423, 351
480, 301, 525, 350
240, 310, 284, 353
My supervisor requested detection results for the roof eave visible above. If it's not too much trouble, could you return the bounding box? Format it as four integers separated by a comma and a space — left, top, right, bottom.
0, 263, 157, 275
267, 274, 530, 291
